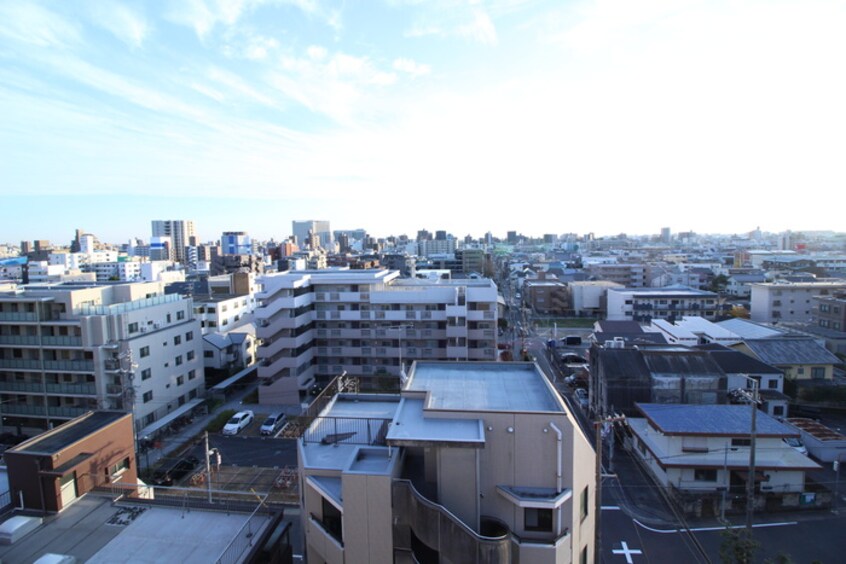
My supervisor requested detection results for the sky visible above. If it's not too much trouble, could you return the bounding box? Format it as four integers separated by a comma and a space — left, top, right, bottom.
1, 0, 845, 245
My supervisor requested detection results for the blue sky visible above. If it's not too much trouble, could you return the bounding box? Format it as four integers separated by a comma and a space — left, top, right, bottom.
1, 0, 844, 245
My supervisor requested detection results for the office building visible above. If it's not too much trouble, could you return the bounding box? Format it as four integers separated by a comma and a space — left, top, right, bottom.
0, 281, 204, 436
151, 220, 196, 263
221, 231, 252, 255
293, 220, 331, 249
255, 269, 499, 404
300, 362, 595, 563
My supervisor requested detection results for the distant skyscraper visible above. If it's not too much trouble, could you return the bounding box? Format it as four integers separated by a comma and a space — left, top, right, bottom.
661, 227, 671, 244
221, 231, 251, 255
292, 220, 331, 249
435, 230, 447, 241
151, 220, 196, 263
507, 231, 517, 244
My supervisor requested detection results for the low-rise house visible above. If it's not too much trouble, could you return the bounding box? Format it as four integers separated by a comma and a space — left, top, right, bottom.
629, 403, 821, 517
731, 337, 841, 381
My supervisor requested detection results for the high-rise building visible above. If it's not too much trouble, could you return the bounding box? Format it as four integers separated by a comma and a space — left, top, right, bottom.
292, 220, 331, 249
661, 227, 671, 244
151, 220, 196, 263
221, 231, 251, 255
507, 231, 518, 244
255, 269, 499, 404
0, 281, 204, 436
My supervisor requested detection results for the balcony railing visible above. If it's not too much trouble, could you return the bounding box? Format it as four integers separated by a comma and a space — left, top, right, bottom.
0, 312, 39, 322
0, 381, 96, 395
0, 404, 90, 418
392, 479, 511, 564
302, 416, 391, 446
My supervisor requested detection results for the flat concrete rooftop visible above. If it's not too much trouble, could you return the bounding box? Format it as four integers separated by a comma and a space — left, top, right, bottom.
406, 362, 564, 413
0, 496, 269, 564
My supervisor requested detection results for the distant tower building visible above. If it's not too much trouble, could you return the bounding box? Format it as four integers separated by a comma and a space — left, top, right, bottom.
507, 231, 517, 244
338, 233, 351, 254
779, 231, 793, 251
19, 241, 32, 255
70, 229, 84, 253
543, 234, 556, 244
151, 220, 196, 263
292, 220, 331, 249
416, 229, 432, 242
33, 240, 51, 252
221, 231, 251, 255
485, 231, 493, 246
435, 230, 447, 241
661, 227, 671, 244
149, 236, 172, 261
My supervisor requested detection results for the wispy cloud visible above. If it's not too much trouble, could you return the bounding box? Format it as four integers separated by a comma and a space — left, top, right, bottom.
86, 1, 150, 48
393, 57, 430, 77
403, 2, 498, 45
0, 2, 81, 48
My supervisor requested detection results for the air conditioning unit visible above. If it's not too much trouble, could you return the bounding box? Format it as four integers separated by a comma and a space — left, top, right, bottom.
139, 326, 147, 333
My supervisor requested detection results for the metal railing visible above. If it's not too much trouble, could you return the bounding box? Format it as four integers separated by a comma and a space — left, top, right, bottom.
392, 479, 512, 563
215, 505, 273, 564
0, 381, 96, 395
302, 416, 391, 446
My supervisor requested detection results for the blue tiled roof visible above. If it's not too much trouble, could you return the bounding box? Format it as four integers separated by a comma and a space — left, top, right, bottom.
636, 403, 797, 437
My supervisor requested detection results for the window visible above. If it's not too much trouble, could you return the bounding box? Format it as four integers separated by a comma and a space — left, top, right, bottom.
187, 351, 195, 361
177, 375, 184, 386
581, 546, 588, 564
175, 355, 183, 366
140, 346, 150, 358
188, 369, 196, 380
797, 367, 805, 375
524, 508, 553, 532
166, 314, 172, 323
141, 368, 151, 381
694, 468, 718, 482
142, 390, 153, 403
731, 438, 751, 447
177, 310, 185, 320
174, 335, 181, 346
580, 485, 589, 522
811, 367, 825, 380
768, 379, 779, 389
128, 322, 138, 333
107, 457, 130, 479
186, 331, 193, 341
321, 497, 343, 543
204, 351, 214, 358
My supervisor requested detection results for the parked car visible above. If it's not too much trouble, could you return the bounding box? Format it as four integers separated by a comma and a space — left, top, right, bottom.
783, 437, 808, 455
574, 388, 589, 410
260, 412, 287, 436
222, 410, 255, 436
152, 455, 200, 486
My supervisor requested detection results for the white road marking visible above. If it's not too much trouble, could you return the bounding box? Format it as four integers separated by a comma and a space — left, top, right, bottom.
612, 541, 643, 563
633, 518, 798, 534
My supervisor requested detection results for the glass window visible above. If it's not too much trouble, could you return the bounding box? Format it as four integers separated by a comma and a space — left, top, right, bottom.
177, 310, 185, 320
188, 369, 196, 380
174, 335, 181, 346
128, 322, 138, 333
140, 346, 150, 358
694, 468, 718, 481
141, 368, 151, 381
142, 390, 153, 403
175, 355, 183, 366
524, 508, 553, 532
186, 331, 193, 341
187, 351, 195, 361
580, 485, 589, 521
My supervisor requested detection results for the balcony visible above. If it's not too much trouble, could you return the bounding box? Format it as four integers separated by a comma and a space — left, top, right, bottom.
0, 359, 42, 371
43, 359, 94, 372
392, 479, 511, 563
0, 312, 39, 322
302, 416, 391, 446
0, 404, 89, 419
0, 381, 97, 395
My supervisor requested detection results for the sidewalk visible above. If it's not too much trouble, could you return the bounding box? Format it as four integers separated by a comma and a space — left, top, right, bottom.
138, 382, 260, 470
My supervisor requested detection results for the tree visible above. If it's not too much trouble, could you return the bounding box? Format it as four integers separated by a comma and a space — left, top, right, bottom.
719, 527, 758, 564
709, 274, 729, 293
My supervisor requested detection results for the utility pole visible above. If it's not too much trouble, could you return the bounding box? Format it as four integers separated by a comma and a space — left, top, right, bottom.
205, 431, 213, 503
745, 378, 758, 533
594, 414, 626, 563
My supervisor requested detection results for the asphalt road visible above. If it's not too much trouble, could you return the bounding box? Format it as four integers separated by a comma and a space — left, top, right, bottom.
183, 434, 299, 469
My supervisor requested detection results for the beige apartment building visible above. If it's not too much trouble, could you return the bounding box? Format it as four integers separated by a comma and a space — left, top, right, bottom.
300, 362, 596, 564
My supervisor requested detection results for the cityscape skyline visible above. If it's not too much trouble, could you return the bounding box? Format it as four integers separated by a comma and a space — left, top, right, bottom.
2, 1, 845, 243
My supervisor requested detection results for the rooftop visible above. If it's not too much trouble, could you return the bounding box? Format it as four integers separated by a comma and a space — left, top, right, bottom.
9, 411, 129, 455
741, 337, 841, 366
0, 496, 269, 564
636, 403, 799, 437
406, 362, 565, 413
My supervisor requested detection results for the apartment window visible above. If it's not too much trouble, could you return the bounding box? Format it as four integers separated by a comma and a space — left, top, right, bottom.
524, 508, 553, 532
768, 379, 779, 389
177, 310, 185, 320
140, 346, 150, 358
580, 485, 589, 522
176, 375, 184, 386
188, 369, 196, 380
797, 367, 805, 375
186, 331, 193, 341
187, 351, 195, 361
142, 391, 153, 403
166, 314, 172, 323
731, 438, 751, 447
811, 367, 826, 380
141, 368, 151, 381
128, 322, 138, 333
107, 457, 130, 479
204, 351, 214, 358
694, 468, 718, 482
321, 497, 343, 543
175, 355, 183, 366
174, 335, 181, 346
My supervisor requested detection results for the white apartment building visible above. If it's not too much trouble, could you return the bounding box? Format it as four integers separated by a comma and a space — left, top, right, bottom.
569, 280, 623, 317
606, 286, 721, 322
0, 281, 204, 435
292, 220, 331, 249
750, 281, 846, 323
255, 269, 499, 405
300, 363, 595, 564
